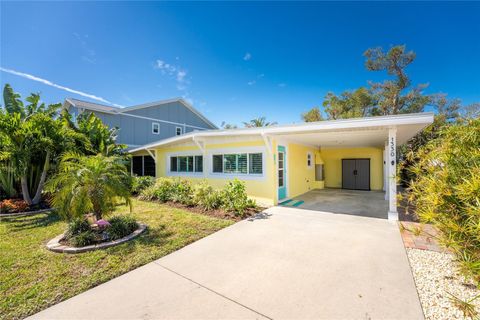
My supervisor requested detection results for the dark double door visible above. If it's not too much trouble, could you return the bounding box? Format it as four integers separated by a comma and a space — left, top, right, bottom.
342, 159, 370, 191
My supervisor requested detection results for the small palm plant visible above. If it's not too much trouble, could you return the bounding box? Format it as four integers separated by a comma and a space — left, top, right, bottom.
46, 153, 132, 221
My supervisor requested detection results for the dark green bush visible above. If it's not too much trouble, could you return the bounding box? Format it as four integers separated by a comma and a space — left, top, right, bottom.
108, 215, 139, 240
69, 231, 96, 247
131, 176, 155, 195
407, 118, 480, 285
65, 218, 91, 240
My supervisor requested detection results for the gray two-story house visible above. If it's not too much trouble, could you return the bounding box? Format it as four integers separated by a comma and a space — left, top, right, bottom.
63, 97, 217, 176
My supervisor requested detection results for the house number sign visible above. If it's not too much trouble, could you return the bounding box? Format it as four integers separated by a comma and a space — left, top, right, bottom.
390, 137, 395, 166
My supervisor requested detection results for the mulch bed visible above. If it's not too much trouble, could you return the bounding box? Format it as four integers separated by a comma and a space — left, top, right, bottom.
0, 199, 50, 215
152, 200, 262, 222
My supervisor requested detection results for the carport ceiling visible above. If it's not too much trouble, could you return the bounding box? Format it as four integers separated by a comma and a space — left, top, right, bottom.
272, 123, 427, 148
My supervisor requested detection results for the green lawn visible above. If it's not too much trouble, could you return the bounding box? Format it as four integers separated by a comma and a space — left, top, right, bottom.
0, 199, 234, 320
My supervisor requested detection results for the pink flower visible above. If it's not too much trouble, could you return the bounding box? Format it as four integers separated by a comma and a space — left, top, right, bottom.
97, 219, 111, 227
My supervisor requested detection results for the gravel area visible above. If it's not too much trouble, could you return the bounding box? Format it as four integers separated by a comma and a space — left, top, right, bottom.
407, 248, 480, 319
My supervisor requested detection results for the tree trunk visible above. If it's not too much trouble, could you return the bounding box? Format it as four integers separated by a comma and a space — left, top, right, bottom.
32, 151, 50, 205
20, 175, 33, 205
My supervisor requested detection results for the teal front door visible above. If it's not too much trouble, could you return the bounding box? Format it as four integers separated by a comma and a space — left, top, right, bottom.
278, 145, 287, 200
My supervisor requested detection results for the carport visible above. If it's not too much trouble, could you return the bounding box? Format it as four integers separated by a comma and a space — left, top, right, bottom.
283, 188, 389, 219
267, 113, 434, 220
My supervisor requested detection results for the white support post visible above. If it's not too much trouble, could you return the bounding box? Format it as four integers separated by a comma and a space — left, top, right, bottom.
384, 141, 388, 198
387, 127, 398, 221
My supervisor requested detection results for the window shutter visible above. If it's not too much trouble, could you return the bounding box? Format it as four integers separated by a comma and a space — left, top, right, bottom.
249, 153, 262, 174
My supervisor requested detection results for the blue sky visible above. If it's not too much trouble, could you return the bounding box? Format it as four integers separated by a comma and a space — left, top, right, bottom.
1, 2, 479, 126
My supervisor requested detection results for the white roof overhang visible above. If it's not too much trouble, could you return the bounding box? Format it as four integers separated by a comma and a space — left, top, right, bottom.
130, 112, 434, 152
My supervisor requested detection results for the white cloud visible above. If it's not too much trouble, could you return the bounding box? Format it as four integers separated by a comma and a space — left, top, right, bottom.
243, 52, 252, 61
177, 70, 187, 82
278, 83, 287, 87
154, 59, 189, 92
155, 60, 177, 75
247, 80, 256, 86
257, 73, 265, 78
73, 33, 96, 64
0, 67, 124, 107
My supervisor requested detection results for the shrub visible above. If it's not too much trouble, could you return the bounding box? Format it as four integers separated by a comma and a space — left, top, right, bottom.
46, 153, 132, 221
108, 215, 139, 240
170, 179, 194, 205
69, 231, 96, 247
65, 218, 91, 240
407, 118, 480, 285
193, 181, 222, 211
220, 179, 257, 216
0, 199, 29, 213
131, 176, 155, 195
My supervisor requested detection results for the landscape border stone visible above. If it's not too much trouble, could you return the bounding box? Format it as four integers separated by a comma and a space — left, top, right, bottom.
46, 223, 147, 254
0, 208, 53, 218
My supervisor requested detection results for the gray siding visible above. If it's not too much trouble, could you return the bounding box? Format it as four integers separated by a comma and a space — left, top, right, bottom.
123, 101, 213, 129
69, 101, 214, 147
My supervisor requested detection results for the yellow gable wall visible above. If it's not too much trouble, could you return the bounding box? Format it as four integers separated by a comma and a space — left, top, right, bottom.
319, 147, 384, 191
152, 140, 277, 206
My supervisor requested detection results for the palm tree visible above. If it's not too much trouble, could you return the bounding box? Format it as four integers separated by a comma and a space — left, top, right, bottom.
0, 85, 83, 205
243, 116, 277, 128
46, 153, 132, 221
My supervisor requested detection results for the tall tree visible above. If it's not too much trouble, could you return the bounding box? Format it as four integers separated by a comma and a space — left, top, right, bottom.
220, 121, 238, 129
59, 109, 126, 156
321, 45, 431, 120
301, 107, 323, 122
364, 45, 429, 115
0, 85, 82, 205
243, 117, 277, 128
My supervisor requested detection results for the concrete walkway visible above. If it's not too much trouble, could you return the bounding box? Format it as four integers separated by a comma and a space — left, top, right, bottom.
30, 206, 423, 320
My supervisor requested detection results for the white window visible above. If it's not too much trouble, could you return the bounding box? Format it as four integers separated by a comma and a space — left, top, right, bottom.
170, 155, 203, 173
212, 153, 263, 175
176, 127, 183, 136
152, 122, 160, 134
307, 152, 313, 168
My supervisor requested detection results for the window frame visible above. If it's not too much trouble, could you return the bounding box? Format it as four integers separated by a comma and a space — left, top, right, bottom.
307, 152, 313, 168
168, 154, 203, 174
175, 126, 183, 136
152, 122, 160, 135
210, 152, 263, 176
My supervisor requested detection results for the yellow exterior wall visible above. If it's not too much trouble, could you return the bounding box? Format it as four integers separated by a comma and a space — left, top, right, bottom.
153, 140, 277, 206
320, 147, 383, 190
284, 142, 318, 199
134, 140, 383, 206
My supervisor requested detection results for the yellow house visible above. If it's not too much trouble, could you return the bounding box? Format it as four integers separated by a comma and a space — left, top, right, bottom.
130, 113, 434, 220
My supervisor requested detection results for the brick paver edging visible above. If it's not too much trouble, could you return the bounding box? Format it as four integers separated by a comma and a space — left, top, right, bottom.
46, 223, 147, 254
0, 208, 53, 218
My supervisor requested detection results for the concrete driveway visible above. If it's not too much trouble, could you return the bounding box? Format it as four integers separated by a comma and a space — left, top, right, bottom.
30, 206, 423, 320
287, 189, 389, 219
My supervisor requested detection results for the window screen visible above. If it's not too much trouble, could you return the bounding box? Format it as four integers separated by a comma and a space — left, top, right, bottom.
170, 157, 178, 172
195, 156, 203, 172
187, 156, 194, 172
132, 156, 143, 176
249, 153, 263, 174
143, 156, 155, 177
179, 156, 188, 172
213, 155, 223, 173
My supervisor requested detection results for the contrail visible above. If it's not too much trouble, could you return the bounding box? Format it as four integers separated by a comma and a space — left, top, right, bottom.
0, 67, 124, 107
